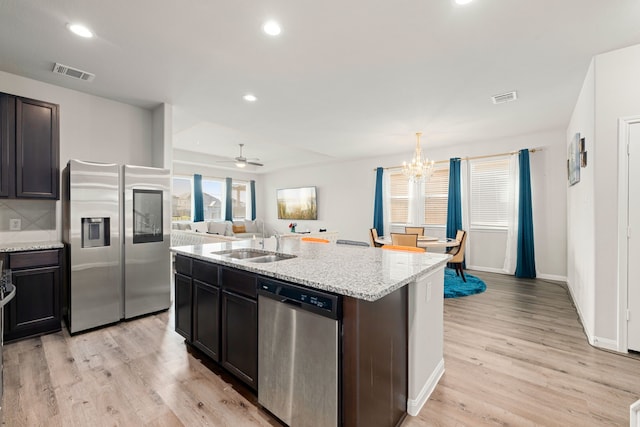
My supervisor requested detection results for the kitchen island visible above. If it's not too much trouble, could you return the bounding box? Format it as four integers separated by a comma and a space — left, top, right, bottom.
171, 237, 449, 427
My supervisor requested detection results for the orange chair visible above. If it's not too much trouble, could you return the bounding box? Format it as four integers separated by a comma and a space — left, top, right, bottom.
404, 226, 424, 236
382, 245, 425, 253
369, 228, 383, 247
301, 237, 329, 243
390, 233, 418, 247
447, 230, 468, 282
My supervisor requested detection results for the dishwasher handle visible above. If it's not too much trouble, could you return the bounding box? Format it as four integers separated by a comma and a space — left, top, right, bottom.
278, 296, 303, 309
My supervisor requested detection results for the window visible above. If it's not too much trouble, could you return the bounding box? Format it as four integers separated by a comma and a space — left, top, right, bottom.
389, 172, 409, 224
202, 179, 224, 221
171, 176, 192, 221
423, 167, 449, 226
232, 181, 248, 219
172, 176, 252, 222
469, 158, 510, 228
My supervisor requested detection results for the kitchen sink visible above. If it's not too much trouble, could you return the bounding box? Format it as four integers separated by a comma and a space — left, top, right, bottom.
212, 249, 270, 259
212, 249, 296, 263
249, 253, 297, 263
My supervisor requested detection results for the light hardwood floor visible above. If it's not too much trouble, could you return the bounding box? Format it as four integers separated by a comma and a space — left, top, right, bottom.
3, 271, 640, 426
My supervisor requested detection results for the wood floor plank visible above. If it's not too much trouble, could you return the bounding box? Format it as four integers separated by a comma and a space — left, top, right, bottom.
3, 270, 640, 426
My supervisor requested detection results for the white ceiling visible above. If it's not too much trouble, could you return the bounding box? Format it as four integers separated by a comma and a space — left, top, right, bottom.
2, 0, 640, 173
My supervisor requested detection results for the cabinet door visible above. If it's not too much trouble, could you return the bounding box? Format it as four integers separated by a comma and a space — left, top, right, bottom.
4, 266, 61, 342
193, 280, 220, 361
0, 94, 14, 197
174, 273, 192, 340
221, 290, 257, 390
15, 97, 59, 199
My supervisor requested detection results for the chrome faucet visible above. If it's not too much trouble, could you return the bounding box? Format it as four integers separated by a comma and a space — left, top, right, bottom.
274, 231, 281, 252
259, 221, 266, 248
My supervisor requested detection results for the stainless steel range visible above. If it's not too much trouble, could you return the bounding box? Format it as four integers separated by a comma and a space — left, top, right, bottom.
62, 160, 171, 333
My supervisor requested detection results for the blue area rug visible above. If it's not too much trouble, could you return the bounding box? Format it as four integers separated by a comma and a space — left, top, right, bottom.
444, 268, 487, 298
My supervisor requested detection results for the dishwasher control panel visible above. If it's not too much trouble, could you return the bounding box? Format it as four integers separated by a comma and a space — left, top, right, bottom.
258, 280, 341, 320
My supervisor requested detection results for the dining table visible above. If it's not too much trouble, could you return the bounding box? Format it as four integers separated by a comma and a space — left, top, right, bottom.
375, 235, 460, 250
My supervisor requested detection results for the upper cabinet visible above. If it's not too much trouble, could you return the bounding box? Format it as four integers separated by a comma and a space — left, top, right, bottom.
0, 92, 60, 200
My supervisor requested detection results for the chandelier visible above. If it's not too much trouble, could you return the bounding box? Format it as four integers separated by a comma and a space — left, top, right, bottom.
402, 132, 434, 182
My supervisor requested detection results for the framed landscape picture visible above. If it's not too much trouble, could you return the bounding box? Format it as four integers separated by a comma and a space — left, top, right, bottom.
277, 186, 318, 220
568, 133, 581, 186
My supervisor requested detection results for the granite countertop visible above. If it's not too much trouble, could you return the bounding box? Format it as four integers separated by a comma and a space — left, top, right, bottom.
0, 241, 64, 253
171, 238, 450, 302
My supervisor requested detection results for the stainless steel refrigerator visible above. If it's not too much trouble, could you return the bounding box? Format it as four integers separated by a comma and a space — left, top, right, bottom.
62, 160, 170, 334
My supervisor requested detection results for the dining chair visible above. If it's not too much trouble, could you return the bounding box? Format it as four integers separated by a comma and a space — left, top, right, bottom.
382, 245, 425, 253
447, 230, 468, 282
404, 226, 424, 236
369, 228, 383, 248
301, 237, 330, 243
390, 233, 418, 247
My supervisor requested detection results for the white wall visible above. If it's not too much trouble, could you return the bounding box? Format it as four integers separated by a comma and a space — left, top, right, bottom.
594, 44, 640, 345
173, 149, 260, 183
261, 157, 375, 240
566, 60, 596, 342
153, 103, 173, 170
0, 70, 156, 242
567, 43, 640, 349
261, 129, 567, 278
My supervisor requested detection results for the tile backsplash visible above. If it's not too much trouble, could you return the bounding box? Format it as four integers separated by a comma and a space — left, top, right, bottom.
0, 199, 56, 231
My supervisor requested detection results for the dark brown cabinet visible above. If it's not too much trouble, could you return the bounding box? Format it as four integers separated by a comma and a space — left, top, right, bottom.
0, 94, 12, 197
192, 260, 220, 361
0, 92, 59, 199
221, 290, 257, 389
220, 267, 258, 390
3, 248, 62, 343
173, 258, 257, 390
174, 255, 193, 340
175, 273, 192, 340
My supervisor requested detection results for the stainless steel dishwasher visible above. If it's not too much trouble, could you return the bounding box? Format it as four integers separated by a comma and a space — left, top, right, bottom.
258, 278, 341, 427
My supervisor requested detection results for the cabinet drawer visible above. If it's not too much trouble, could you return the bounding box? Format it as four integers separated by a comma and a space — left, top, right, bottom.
9, 249, 59, 269
175, 254, 192, 276
221, 268, 257, 299
193, 260, 218, 286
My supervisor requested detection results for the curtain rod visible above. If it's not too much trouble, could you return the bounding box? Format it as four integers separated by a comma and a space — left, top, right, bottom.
373, 147, 543, 171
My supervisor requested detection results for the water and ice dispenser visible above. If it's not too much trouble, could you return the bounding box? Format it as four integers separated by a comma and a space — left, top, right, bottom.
81, 217, 110, 248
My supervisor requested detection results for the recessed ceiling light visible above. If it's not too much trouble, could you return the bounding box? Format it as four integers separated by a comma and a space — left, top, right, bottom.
67, 23, 94, 38
455, 0, 474, 4
263, 20, 281, 36
243, 94, 257, 102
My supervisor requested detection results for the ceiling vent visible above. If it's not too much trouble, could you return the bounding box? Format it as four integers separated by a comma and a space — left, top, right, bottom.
52, 63, 95, 82
491, 91, 517, 104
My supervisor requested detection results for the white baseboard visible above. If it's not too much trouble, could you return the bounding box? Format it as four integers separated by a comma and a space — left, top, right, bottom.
407, 359, 445, 416
564, 281, 626, 352
466, 265, 567, 282
631, 400, 640, 427
466, 265, 505, 274
565, 280, 595, 345
593, 336, 620, 352
536, 273, 567, 282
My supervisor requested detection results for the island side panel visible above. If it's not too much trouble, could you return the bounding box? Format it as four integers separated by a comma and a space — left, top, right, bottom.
407, 267, 445, 415
342, 286, 408, 427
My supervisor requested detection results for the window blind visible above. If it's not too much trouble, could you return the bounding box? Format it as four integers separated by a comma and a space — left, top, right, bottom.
469, 158, 510, 227
424, 167, 449, 225
389, 172, 409, 223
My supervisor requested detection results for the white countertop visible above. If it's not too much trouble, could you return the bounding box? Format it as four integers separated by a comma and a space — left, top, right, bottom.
171, 238, 450, 302
0, 241, 64, 253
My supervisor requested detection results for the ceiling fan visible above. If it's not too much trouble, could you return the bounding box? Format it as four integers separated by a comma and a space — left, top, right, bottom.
219, 144, 263, 168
